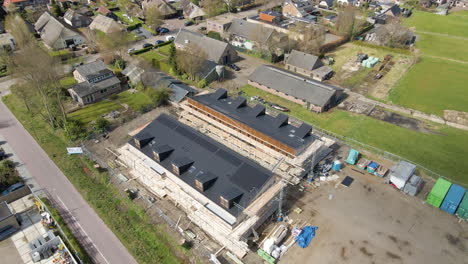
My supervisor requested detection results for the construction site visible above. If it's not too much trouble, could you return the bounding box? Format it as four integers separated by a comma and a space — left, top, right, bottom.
83, 89, 468, 264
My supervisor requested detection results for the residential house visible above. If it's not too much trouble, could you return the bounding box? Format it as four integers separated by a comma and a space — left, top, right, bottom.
97, 6, 118, 20
207, 16, 233, 36
76, 6, 94, 17
0, 33, 15, 52
68, 60, 121, 105
174, 29, 238, 65
180, 0, 206, 20
118, 113, 282, 258
285, 50, 333, 81
259, 10, 282, 24
248, 65, 342, 113
34, 12, 85, 50
2, 0, 48, 9
282, 0, 315, 18
226, 19, 288, 53
382, 4, 401, 17
318, 0, 334, 9
141, 0, 178, 18
63, 9, 93, 28
89, 14, 124, 34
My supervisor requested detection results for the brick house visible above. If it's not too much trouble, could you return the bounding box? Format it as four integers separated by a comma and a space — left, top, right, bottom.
285, 49, 333, 81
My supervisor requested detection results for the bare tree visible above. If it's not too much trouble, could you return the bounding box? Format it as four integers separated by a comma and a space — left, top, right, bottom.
380, 22, 413, 48
335, 7, 364, 39
145, 5, 163, 31
176, 43, 208, 80
5, 14, 35, 49
291, 23, 326, 55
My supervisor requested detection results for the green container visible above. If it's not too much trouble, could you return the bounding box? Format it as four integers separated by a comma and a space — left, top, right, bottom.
426, 178, 452, 208
456, 194, 468, 219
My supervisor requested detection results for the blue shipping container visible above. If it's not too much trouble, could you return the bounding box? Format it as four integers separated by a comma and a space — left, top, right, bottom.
440, 184, 466, 215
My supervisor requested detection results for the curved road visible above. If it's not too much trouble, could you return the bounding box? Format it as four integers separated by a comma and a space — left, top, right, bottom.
0, 100, 137, 264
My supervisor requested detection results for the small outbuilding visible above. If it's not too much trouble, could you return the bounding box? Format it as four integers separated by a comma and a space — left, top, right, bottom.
389, 161, 416, 189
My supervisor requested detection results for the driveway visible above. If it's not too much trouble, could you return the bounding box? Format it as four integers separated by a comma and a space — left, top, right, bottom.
0, 100, 137, 264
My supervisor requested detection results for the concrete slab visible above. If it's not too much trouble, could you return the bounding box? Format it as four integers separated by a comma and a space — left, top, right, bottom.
0, 238, 23, 264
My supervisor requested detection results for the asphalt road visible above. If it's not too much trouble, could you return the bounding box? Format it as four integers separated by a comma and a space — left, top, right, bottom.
0, 100, 137, 264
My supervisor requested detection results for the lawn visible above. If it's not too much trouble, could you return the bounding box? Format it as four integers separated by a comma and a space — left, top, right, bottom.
389, 57, 468, 115
139, 50, 168, 62
241, 84, 468, 187
68, 91, 154, 124
68, 100, 122, 124
3, 94, 185, 264
158, 44, 172, 56
403, 10, 468, 38
60, 76, 77, 88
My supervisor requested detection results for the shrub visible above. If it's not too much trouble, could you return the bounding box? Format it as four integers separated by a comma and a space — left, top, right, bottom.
207, 31, 221, 40
65, 119, 87, 141
197, 79, 207, 88
94, 118, 110, 133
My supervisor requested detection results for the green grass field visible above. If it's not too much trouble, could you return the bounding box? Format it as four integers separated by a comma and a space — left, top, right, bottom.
390, 57, 468, 115
403, 10, 468, 37
416, 33, 468, 61
390, 11, 468, 115
241, 85, 468, 187
117, 91, 153, 110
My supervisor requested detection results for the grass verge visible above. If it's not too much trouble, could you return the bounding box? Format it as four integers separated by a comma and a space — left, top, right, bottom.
241, 84, 468, 187
3, 94, 186, 264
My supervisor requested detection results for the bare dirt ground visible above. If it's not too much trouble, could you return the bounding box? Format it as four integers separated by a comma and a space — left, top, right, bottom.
277, 148, 467, 264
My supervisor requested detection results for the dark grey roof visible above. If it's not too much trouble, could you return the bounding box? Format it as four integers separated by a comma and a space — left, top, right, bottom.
64, 9, 92, 27
248, 65, 342, 107
385, 4, 401, 16
0, 201, 12, 222
69, 76, 120, 97
34, 12, 82, 47
286, 49, 323, 71
313, 66, 333, 77
129, 114, 274, 220
174, 29, 229, 63
75, 60, 112, 80
227, 19, 274, 44
191, 89, 315, 154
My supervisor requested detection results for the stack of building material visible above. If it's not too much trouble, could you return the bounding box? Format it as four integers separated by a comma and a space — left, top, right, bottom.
402, 175, 423, 196
426, 178, 452, 208
367, 162, 379, 173
440, 184, 466, 215
389, 161, 416, 189
361, 57, 380, 68
357, 159, 370, 170
374, 166, 388, 177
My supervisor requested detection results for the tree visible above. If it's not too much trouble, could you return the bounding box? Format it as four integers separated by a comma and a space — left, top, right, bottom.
50, 0, 63, 17
66, 119, 87, 141
176, 43, 207, 80
167, 43, 180, 74
145, 86, 172, 106
201, 0, 225, 17
5, 14, 35, 48
380, 23, 413, 48
294, 24, 326, 55
145, 5, 163, 32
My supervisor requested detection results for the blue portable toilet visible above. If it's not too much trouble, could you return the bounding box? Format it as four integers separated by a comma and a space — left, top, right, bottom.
440, 184, 466, 215
333, 160, 342, 171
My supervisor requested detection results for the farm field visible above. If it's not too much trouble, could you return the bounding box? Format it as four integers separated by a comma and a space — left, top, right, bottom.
241, 84, 468, 187
390, 11, 468, 116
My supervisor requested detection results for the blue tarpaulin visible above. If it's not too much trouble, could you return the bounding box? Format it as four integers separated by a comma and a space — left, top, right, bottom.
295, 226, 318, 248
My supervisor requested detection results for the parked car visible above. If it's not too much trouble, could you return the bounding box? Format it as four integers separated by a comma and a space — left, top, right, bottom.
166, 35, 175, 41
270, 103, 290, 112
178, 16, 185, 20
155, 40, 164, 45
374, 73, 383, 79
1, 182, 25, 196
199, 26, 207, 31
127, 48, 136, 54
156, 27, 169, 34
143, 43, 153, 49
184, 21, 194, 26
228, 63, 240, 71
